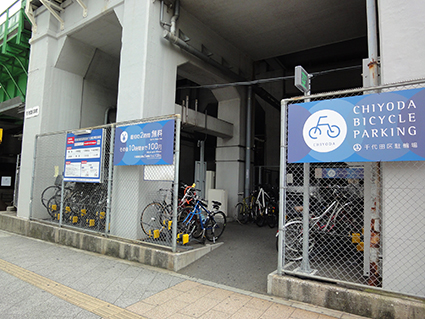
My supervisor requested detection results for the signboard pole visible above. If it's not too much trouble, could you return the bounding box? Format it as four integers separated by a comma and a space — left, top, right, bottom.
172, 115, 181, 253
278, 100, 289, 275
301, 89, 313, 274
105, 128, 115, 236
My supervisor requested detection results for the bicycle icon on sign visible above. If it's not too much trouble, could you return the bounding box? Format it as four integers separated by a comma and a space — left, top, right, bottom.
308, 116, 341, 139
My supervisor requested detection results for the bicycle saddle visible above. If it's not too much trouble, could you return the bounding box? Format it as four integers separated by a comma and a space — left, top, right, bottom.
212, 201, 222, 209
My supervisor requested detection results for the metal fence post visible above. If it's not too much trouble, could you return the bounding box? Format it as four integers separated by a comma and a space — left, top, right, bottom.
278, 99, 288, 275
105, 126, 115, 236
300, 89, 312, 274
58, 177, 64, 227
300, 162, 311, 273
172, 115, 181, 253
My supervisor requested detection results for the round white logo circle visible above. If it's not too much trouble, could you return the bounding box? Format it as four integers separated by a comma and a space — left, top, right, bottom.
302, 109, 347, 153
120, 131, 128, 143
353, 144, 362, 152
327, 169, 336, 178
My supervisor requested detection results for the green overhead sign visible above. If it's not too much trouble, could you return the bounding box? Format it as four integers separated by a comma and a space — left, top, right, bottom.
294, 65, 310, 93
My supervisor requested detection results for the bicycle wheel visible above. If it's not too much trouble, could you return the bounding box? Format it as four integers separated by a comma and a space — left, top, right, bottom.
46, 196, 60, 219
284, 220, 314, 261
41, 185, 61, 208
255, 206, 266, 227
140, 202, 166, 236
235, 202, 248, 224
267, 205, 277, 228
205, 211, 226, 241
177, 207, 202, 238
327, 125, 340, 138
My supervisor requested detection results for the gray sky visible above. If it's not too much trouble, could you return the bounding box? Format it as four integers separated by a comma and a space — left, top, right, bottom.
1, 0, 20, 16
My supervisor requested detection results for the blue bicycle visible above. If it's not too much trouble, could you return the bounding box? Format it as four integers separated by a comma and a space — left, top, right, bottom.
308, 116, 340, 139
178, 195, 226, 243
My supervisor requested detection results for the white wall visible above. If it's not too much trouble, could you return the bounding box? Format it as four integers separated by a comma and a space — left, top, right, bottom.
379, 0, 425, 84
378, 0, 425, 295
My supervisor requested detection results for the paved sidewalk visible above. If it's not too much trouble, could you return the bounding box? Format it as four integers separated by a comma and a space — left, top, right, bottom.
0, 230, 369, 319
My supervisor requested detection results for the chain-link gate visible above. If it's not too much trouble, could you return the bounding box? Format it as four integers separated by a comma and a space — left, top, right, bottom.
278, 79, 425, 299
31, 115, 182, 252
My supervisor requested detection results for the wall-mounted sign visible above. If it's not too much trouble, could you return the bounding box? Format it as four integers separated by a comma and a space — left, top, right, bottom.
114, 119, 175, 166
315, 167, 364, 179
288, 88, 425, 163
1, 176, 12, 186
25, 106, 39, 119
64, 129, 104, 183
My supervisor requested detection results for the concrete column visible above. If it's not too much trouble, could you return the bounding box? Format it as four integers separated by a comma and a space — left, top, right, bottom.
111, 0, 186, 239
18, 14, 85, 218
116, 0, 185, 121
215, 95, 246, 219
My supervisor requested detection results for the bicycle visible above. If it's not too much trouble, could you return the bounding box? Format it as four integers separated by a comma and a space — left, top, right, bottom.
282, 186, 359, 261
252, 186, 273, 227
235, 191, 256, 224
308, 116, 340, 139
177, 194, 226, 243
140, 183, 196, 237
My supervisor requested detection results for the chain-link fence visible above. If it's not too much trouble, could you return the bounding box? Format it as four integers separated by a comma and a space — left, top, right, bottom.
31, 115, 182, 251
278, 79, 425, 299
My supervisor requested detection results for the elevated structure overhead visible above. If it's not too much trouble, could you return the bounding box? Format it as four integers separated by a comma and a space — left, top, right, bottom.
17, 0, 370, 219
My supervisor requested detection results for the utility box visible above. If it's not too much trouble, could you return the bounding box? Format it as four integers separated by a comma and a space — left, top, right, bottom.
208, 189, 228, 216
205, 171, 216, 200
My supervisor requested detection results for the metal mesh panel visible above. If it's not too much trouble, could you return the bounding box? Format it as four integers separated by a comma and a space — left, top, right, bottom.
279, 80, 425, 299
31, 115, 181, 250
33, 128, 113, 233
110, 116, 179, 249
32, 132, 67, 221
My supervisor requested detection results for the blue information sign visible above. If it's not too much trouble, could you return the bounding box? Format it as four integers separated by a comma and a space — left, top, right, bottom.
114, 119, 175, 166
64, 129, 104, 183
288, 88, 425, 163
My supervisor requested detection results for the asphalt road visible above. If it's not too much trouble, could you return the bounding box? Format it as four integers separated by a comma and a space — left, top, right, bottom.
177, 221, 279, 294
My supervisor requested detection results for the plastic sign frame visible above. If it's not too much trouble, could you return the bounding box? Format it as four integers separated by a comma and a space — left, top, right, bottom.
63, 128, 104, 183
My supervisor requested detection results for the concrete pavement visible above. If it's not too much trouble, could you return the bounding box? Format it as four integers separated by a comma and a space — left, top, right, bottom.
0, 229, 369, 319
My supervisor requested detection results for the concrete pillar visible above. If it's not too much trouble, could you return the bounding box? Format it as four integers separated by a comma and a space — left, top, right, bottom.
215, 94, 246, 219
116, 0, 185, 121
111, 0, 186, 239
18, 14, 86, 218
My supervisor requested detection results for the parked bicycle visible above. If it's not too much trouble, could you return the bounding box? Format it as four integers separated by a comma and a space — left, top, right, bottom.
235, 191, 256, 224
139, 183, 196, 237
282, 185, 360, 261
41, 179, 108, 230
177, 193, 226, 244
252, 186, 277, 227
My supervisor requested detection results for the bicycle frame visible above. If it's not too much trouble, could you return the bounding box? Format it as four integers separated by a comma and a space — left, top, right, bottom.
255, 187, 269, 210
310, 199, 352, 233
182, 199, 209, 230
